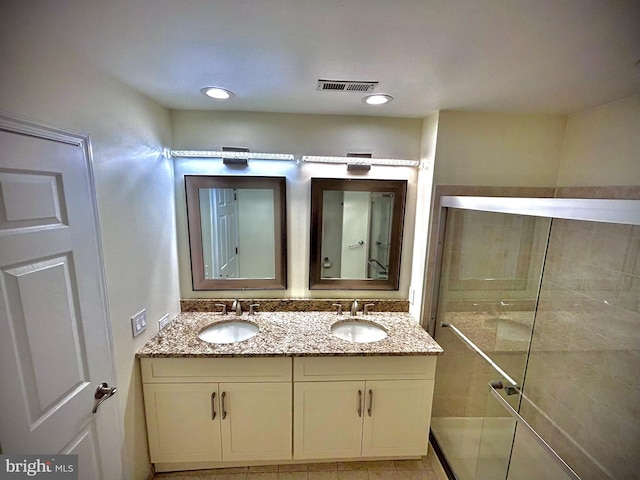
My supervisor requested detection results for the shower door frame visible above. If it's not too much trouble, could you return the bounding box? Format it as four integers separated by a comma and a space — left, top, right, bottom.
426, 195, 640, 337
425, 195, 640, 480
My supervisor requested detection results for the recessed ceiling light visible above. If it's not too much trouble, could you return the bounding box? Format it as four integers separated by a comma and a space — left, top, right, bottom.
200, 87, 235, 100
362, 94, 393, 105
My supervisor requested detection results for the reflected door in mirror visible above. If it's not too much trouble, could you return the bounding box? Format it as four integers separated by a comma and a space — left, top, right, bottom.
310, 178, 407, 290
200, 188, 275, 279
321, 191, 393, 280
185, 176, 286, 290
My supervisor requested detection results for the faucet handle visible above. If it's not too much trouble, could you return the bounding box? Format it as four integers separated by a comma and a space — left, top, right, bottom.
249, 303, 260, 315
363, 303, 375, 315
332, 303, 343, 315
215, 303, 227, 315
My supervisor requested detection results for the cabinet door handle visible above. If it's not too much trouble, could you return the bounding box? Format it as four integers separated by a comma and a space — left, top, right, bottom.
221, 391, 227, 419
368, 389, 373, 417
211, 392, 216, 420
358, 390, 362, 417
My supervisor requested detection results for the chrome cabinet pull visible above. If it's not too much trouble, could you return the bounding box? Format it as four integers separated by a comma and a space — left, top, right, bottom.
92, 382, 117, 414
368, 389, 373, 417
211, 392, 217, 420
358, 390, 362, 417
221, 391, 227, 419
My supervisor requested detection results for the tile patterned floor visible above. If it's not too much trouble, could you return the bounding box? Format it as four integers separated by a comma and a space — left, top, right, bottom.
153, 455, 446, 480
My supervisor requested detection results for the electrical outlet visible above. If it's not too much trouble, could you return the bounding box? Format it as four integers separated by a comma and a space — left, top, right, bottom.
158, 313, 170, 331
131, 309, 147, 337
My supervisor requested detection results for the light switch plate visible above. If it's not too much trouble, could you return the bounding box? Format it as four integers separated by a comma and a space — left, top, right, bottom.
131, 309, 147, 337
158, 313, 170, 331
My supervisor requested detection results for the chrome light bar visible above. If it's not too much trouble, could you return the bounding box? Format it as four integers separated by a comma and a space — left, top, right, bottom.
171, 150, 295, 161
302, 155, 419, 167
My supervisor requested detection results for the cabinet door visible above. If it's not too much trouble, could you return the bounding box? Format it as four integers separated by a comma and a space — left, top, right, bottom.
294, 381, 365, 459
361, 380, 433, 457
219, 382, 292, 462
143, 383, 221, 463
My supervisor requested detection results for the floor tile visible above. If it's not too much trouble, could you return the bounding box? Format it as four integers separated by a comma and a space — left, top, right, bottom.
278, 464, 309, 472
276, 472, 308, 480
337, 471, 369, 480
368, 471, 399, 480
337, 462, 369, 471
307, 463, 338, 472
249, 466, 279, 473
395, 471, 431, 480
308, 472, 339, 480
393, 460, 425, 471
200, 474, 248, 480
247, 473, 278, 480
363, 461, 395, 471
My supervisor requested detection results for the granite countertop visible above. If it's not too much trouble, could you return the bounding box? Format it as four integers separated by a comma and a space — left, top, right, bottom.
136, 311, 443, 358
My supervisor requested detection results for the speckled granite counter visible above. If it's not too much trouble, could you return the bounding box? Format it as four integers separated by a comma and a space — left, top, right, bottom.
136, 311, 443, 358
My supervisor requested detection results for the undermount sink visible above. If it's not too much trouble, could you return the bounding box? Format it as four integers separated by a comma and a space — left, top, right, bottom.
198, 320, 259, 344
331, 320, 388, 343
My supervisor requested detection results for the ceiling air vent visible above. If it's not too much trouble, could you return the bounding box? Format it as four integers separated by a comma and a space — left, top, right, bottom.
317, 80, 378, 92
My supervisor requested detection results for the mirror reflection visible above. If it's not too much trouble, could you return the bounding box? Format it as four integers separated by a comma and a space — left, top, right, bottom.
321, 191, 394, 280
310, 178, 407, 290
185, 176, 287, 290
199, 187, 275, 279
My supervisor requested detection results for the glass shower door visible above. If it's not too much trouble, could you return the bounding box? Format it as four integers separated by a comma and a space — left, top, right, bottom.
430, 208, 551, 480
430, 197, 640, 480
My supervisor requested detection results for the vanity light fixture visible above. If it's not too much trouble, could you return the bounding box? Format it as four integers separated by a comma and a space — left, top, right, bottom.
362, 94, 393, 105
346, 152, 372, 172
302, 155, 419, 167
172, 150, 295, 161
222, 147, 249, 166
200, 87, 235, 100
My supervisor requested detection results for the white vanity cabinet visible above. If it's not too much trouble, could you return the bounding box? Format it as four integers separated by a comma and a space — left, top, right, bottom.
293, 356, 436, 460
140, 357, 292, 464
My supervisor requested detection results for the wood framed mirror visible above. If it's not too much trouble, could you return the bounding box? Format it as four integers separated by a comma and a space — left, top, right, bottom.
185, 175, 287, 290
310, 178, 407, 290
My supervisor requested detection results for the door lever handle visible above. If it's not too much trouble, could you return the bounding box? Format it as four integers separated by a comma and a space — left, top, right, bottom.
92, 382, 117, 414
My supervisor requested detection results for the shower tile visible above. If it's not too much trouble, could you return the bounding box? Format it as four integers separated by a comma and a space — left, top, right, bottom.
602, 348, 640, 390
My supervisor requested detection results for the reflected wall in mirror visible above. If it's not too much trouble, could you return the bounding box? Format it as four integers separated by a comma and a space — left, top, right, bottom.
185, 176, 287, 290
310, 178, 407, 290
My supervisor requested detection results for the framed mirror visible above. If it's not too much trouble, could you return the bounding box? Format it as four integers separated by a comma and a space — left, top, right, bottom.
310, 178, 407, 290
185, 175, 287, 290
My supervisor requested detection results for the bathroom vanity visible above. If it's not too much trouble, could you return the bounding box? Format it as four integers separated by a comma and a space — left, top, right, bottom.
137, 311, 442, 473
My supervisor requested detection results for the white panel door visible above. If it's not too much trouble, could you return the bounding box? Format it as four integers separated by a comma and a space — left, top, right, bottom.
211, 188, 239, 278
0, 117, 122, 480
219, 382, 292, 462
293, 381, 364, 459
361, 380, 432, 457
143, 383, 222, 463
340, 192, 371, 279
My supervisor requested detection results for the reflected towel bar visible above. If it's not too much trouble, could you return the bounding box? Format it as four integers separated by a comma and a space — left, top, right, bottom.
441, 322, 519, 387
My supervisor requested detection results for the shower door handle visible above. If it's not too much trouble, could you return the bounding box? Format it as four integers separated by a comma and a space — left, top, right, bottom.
488, 382, 579, 480
490, 380, 520, 396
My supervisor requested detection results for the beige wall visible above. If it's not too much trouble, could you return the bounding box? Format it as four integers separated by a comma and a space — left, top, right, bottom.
172, 110, 422, 299
557, 94, 640, 187
0, 8, 180, 480
434, 111, 567, 187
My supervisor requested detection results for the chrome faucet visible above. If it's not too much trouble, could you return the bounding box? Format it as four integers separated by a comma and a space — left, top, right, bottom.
232, 299, 242, 316
350, 300, 359, 316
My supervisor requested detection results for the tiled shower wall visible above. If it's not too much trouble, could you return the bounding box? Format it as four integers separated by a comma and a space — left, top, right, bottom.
522, 218, 640, 480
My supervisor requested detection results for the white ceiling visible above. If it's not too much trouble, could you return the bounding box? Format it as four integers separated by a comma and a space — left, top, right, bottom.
16, 0, 640, 118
